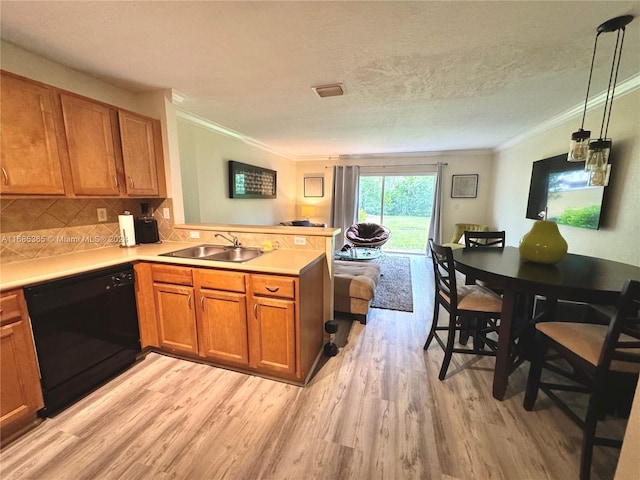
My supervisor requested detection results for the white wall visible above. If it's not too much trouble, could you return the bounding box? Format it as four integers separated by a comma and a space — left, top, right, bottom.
177, 118, 297, 225
297, 151, 495, 242
1, 41, 141, 113
491, 89, 640, 266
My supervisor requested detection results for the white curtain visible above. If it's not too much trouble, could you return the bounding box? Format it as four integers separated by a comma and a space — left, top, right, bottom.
330, 165, 360, 248
427, 162, 444, 253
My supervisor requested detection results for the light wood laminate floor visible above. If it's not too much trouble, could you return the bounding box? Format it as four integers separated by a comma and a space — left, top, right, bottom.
0, 255, 626, 479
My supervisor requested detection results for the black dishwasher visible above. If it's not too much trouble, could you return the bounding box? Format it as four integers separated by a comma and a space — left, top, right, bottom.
24, 263, 141, 416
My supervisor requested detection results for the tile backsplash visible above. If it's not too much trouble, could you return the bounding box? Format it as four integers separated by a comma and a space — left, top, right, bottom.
0, 198, 171, 263
0, 197, 328, 264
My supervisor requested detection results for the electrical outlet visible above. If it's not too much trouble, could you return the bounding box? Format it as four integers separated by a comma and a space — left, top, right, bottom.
189, 231, 200, 239
97, 208, 107, 222
294, 236, 306, 245
163, 207, 171, 219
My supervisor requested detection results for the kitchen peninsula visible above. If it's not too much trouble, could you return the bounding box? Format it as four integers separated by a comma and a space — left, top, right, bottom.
0, 241, 329, 444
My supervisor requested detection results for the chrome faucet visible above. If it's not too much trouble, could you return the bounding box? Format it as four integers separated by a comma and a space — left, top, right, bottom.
215, 233, 241, 248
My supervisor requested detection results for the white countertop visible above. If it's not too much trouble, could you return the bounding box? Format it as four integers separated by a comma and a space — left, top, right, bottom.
0, 242, 325, 290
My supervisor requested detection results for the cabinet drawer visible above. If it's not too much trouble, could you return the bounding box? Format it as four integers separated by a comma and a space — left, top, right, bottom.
195, 269, 246, 293
0, 291, 23, 326
151, 264, 193, 286
251, 275, 296, 299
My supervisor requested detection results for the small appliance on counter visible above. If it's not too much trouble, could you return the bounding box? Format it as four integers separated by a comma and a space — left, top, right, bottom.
134, 202, 161, 244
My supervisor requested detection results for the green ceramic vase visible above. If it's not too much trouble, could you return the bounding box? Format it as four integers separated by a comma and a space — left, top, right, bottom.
519, 220, 568, 264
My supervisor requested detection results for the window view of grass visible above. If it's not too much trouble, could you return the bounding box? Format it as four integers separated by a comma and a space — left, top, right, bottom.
358, 175, 434, 253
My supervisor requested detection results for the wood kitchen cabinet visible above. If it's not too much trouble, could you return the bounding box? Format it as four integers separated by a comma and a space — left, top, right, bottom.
249, 275, 297, 376
0, 289, 44, 444
59, 93, 120, 196
151, 265, 199, 355
119, 111, 163, 196
134, 259, 325, 385
195, 269, 249, 367
0, 72, 66, 195
0, 70, 166, 199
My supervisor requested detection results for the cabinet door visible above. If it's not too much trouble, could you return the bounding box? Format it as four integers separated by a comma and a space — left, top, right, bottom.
1, 290, 44, 437
60, 94, 120, 196
119, 111, 159, 196
198, 289, 249, 366
250, 296, 296, 375
0, 73, 65, 195
154, 283, 198, 355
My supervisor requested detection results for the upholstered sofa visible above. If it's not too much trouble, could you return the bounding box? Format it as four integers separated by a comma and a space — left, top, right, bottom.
333, 260, 381, 324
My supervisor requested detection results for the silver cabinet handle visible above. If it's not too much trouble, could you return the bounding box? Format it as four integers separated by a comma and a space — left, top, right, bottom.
114, 175, 119, 188
253, 303, 258, 319
1, 166, 9, 185
129, 176, 134, 188
200, 296, 205, 311
265, 286, 279, 293
187, 294, 192, 309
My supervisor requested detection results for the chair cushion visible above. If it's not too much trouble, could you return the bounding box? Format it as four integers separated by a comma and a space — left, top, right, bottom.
439, 284, 502, 313
536, 322, 640, 373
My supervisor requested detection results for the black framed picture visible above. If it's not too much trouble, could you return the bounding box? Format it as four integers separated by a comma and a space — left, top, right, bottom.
228, 161, 277, 199
451, 174, 478, 198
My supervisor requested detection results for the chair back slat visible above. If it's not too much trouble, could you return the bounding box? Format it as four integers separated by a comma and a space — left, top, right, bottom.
600, 280, 640, 371
429, 239, 457, 306
464, 230, 506, 248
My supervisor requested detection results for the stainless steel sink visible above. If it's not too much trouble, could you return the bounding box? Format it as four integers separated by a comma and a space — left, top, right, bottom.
208, 247, 264, 263
160, 244, 227, 259
160, 244, 264, 263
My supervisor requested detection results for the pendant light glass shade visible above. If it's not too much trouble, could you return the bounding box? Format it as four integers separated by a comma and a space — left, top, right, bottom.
586, 138, 612, 186
567, 15, 634, 178
568, 129, 591, 161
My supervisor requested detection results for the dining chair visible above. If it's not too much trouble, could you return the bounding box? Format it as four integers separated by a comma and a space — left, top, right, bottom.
523, 279, 640, 480
424, 239, 503, 380
464, 230, 506, 248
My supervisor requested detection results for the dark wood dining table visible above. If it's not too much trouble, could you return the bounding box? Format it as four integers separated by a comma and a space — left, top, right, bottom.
452, 246, 640, 400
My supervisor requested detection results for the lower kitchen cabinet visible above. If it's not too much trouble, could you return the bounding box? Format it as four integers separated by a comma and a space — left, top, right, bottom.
198, 288, 249, 366
154, 283, 199, 355
134, 259, 325, 384
0, 289, 44, 444
250, 296, 296, 376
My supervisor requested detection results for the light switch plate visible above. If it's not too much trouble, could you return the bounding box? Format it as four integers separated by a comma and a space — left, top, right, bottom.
294, 236, 306, 245
97, 208, 107, 222
189, 231, 200, 239
163, 207, 171, 219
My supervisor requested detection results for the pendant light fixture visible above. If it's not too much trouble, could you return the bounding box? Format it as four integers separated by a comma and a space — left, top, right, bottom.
568, 15, 634, 187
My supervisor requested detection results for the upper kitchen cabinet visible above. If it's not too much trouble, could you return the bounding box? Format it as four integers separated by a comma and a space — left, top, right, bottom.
0, 72, 66, 195
119, 111, 166, 197
59, 93, 120, 196
0, 71, 167, 199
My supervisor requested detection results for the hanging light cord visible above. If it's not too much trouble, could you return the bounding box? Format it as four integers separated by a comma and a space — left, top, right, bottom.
601, 27, 627, 139
579, 32, 601, 130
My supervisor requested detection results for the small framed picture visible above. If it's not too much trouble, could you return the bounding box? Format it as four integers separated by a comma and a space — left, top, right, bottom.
451, 174, 478, 198
304, 176, 324, 197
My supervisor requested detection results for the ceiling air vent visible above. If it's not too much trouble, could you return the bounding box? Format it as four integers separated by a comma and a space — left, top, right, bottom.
312, 83, 344, 98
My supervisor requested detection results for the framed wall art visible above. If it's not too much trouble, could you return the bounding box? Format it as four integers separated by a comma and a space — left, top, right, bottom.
451, 174, 478, 198
304, 176, 324, 197
228, 161, 277, 199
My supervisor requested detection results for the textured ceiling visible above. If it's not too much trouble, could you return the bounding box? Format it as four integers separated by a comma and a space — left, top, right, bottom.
1, 1, 639, 159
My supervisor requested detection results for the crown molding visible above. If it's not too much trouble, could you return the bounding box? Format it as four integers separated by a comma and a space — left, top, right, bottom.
497, 73, 640, 152
174, 108, 297, 160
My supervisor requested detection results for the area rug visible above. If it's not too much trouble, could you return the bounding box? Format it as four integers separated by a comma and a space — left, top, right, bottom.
371, 255, 413, 312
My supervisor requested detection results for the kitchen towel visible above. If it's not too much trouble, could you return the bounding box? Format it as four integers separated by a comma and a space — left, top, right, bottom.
118, 212, 137, 247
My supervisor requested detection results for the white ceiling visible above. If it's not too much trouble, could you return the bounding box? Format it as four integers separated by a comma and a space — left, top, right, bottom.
1, 1, 639, 159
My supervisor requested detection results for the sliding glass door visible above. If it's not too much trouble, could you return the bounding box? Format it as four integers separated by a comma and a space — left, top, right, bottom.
358, 174, 435, 253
